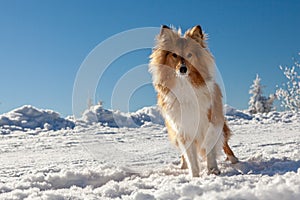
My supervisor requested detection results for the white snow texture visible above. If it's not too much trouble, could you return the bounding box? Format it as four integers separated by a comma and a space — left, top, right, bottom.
0, 105, 74, 134
0, 104, 299, 199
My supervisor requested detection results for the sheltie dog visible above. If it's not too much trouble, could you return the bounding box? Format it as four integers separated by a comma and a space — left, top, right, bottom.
149, 25, 238, 177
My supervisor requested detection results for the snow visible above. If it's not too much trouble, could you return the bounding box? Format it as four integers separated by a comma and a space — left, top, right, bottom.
224, 104, 253, 121
80, 104, 164, 127
0, 105, 75, 134
0, 105, 300, 199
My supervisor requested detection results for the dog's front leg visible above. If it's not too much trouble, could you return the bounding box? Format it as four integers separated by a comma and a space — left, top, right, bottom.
204, 123, 222, 175
178, 140, 199, 177
207, 147, 220, 175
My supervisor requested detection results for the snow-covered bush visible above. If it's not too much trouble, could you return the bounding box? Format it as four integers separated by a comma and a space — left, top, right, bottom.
248, 74, 275, 114
276, 53, 300, 111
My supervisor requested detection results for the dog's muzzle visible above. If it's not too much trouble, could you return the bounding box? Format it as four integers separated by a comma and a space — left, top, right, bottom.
179, 64, 188, 74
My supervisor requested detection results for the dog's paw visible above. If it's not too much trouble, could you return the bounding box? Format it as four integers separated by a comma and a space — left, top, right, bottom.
226, 155, 239, 164
180, 155, 188, 169
180, 162, 188, 169
207, 168, 221, 175
190, 172, 200, 178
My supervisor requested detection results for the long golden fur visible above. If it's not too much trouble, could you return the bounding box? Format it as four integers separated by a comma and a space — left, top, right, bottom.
149, 25, 238, 177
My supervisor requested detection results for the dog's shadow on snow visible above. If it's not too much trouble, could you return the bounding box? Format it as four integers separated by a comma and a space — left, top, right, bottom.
142, 157, 300, 178
221, 157, 300, 176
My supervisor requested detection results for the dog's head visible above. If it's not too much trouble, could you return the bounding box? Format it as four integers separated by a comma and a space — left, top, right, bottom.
150, 25, 215, 88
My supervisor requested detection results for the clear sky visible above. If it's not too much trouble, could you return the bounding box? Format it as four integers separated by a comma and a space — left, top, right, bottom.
0, 0, 299, 116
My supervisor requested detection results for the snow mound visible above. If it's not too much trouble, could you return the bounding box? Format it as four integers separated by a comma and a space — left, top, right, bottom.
80, 105, 164, 128
131, 106, 164, 126
1, 104, 299, 132
224, 105, 300, 124
0, 105, 75, 134
2, 163, 300, 199
80, 104, 300, 127
0, 165, 132, 200
251, 111, 300, 124
224, 104, 253, 120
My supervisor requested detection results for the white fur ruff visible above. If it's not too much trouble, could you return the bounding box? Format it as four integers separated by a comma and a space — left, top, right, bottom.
162, 76, 223, 157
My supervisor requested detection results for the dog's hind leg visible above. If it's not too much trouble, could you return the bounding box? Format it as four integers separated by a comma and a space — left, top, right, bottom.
223, 123, 238, 164
180, 154, 188, 169
223, 142, 238, 164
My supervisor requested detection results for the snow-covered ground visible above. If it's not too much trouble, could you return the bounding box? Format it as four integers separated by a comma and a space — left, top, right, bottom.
0, 105, 299, 199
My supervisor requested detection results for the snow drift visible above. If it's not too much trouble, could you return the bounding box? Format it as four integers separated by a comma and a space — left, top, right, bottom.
0, 105, 75, 134
0, 104, 299, 199
81, 104, 299, 128
224, 104, 253, 120
80, 104, 164, 127
1, 104, 299, 134
1, 119, 299, 199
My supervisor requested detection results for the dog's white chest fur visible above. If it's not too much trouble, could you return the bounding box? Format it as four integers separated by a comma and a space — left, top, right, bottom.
164, 76, 212, 138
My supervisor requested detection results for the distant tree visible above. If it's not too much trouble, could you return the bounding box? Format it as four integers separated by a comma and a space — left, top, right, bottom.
276, 53, 300, 112
97, 100, 103, 107
87, 96, 93, 109
249, 74, 263, 114
248, 74, 275, 114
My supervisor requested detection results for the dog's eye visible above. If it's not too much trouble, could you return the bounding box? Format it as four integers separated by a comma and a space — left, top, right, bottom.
187, 53, 192, 58
172, 53, 177, 58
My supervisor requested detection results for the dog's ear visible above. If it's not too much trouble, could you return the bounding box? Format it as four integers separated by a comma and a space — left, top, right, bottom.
160, 25, 171, 35
185, 25, 206, 47
190, 25, 204, 39
161, 25, 171, 32
159, 25, 173, 38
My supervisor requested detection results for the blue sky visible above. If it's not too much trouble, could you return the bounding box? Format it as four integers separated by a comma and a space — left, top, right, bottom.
0, 0, 299, 116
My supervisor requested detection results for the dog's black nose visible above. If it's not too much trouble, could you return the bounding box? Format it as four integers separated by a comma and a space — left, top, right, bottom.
179, 65, 187, 74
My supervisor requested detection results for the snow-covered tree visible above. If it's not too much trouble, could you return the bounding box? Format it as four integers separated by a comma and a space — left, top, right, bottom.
248, 74, 275, 114
87, 96, 93, 109
97, 100, 103, 107
249, 74, 263, 114
276, 54, 300, 112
